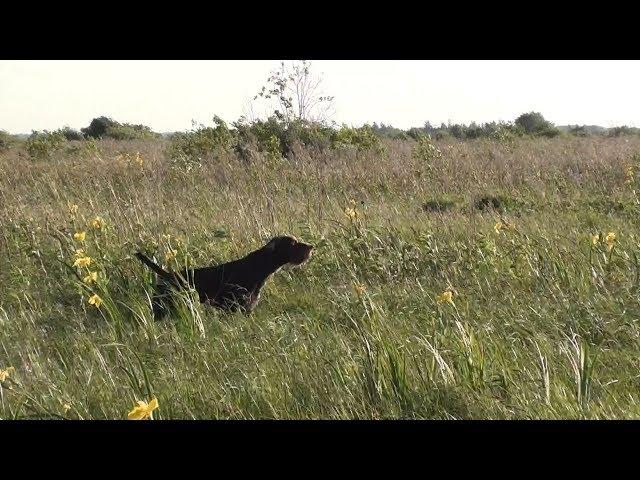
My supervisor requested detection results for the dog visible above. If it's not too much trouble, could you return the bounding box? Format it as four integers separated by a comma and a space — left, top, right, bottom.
135, 235, 313, 318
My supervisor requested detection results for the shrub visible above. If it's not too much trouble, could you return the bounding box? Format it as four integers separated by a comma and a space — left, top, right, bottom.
406, 127, 424, 141
434, 129, 453, 141
474, 194, 524, 213
234, 117, 285, 159
537, 126, 561, 138
167, 116, 237, 167
234, 117, 333, 160
515, 112, 558, 137
65, 138, 102, 159
447, 124, 466, 139
491, 127, 518, 146
105, 123, 159, 140
608, 126, 639, 137
370, 122, 407, 140
0, 130, 17, 152
412, 134, 442, 163
25, 130, 66, 160
81, 117, 114, 139
57, 126, 84, 141
569, 125, 589, 137
285, 119, 333, 153
331, 124, 384, 154
81, 116, 159, 140
422, 199, 456, 212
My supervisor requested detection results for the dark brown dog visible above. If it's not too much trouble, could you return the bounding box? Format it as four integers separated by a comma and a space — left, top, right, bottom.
135, 235, 313, 318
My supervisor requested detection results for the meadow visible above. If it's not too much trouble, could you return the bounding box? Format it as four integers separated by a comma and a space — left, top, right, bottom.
1, 134, 639, 419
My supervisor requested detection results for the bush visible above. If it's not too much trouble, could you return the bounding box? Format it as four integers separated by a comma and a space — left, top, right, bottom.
234, 117, 285, 160
569, 125, 589, 137
491, 127, 519, 145
25, 130, 66, 160
405, 121, 523, 141
370, 122, 408, 140
422, 199, 456, 212
608, 126, 639, 137
233, 117, 333, 160
0, 130, 17, 152
406, 127, 425, 141
537, 126, 561, 138
65, 138, 102, 159
81, 116, 159, 140
56, 126, 84, 141
105, 123, 159, 140
331, 124, 384, 154
412, 134, 442, 163
285, 119, 333, 153
81, 117, 114, 139
167, 116, 237, 167
515, 112, 558, 136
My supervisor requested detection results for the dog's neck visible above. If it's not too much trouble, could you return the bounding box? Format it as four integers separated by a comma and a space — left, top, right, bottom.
245, 247, 289, 287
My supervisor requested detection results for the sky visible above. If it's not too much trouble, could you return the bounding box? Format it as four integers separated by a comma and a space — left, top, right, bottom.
1, 60, 639, 134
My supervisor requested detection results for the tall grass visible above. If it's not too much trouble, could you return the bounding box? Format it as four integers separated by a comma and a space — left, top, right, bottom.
1, 136, 639, 419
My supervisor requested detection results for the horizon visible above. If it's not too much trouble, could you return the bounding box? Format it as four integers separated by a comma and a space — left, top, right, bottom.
1, 60, 639, 134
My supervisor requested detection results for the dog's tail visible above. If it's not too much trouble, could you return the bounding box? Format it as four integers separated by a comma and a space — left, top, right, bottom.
135, 252, 173, 281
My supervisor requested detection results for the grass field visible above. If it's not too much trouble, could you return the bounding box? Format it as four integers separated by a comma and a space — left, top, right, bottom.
1, 135, 639, 419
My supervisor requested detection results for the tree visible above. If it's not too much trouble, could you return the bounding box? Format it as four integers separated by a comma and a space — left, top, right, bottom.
81, 116, 159, 140
81, 116, 115, 139
58, 126, 84, 140
514, 112, 554, 135
251, 60, 335, 126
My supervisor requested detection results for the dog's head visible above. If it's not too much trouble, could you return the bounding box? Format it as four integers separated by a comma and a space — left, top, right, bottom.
264, 235, 314, 266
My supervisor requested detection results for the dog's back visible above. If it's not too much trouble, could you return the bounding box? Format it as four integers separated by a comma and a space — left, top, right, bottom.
135, 235, 313, 318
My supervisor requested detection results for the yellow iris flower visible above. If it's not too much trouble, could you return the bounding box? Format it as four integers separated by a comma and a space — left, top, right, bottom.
128, 398, 159, 420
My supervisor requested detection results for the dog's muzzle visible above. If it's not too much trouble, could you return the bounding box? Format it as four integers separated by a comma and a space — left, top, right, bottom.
292, 243, 314, 265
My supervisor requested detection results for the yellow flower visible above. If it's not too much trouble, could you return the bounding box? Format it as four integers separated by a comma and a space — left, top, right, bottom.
605, 232, 617, 251
91, 216, 104, 229
135, 152, 144, 166
165, 249, 177, 262
83, 271, 98, 284
354, 283, 366, 295
128, 397, 159, 420
73, 231, 86, 242
0, 366, 15, 382
591, 233, 600, 245
625, 165, 634, 183
494, 220, 514, 234
68, 203, 79, 216
88, 293, 102, 308
344, 207, 357, 220
73, 256, 92, 268
436, 290, 454, 304
62, 403, 72, 413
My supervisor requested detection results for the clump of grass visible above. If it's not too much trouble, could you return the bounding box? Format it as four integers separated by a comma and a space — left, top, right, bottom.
421, 199, 457, 213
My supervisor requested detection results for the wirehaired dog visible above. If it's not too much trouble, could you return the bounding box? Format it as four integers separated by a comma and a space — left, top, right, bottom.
135, 235, 313, 318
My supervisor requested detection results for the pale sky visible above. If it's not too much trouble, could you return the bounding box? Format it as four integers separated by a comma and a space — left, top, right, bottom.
1, 60, 639, 134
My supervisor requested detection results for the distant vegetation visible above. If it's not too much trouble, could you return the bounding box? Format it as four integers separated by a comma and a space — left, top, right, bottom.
4, 111, 637, 163
0, 130, 18, 152
81, 116, 160, 141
